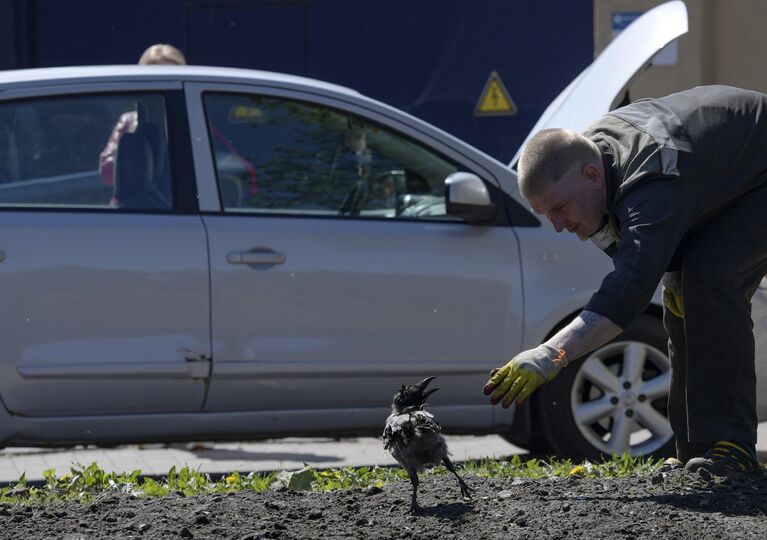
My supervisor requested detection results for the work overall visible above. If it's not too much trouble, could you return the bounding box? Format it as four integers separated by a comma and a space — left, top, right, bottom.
582, 85, 767, 460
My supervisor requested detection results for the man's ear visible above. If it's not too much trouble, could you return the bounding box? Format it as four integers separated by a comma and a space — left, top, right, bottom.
582, 164, 603, 188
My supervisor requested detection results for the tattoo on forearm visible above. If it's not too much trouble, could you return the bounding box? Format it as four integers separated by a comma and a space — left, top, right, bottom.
548, 310, 622, 360
572, 311, 605, 338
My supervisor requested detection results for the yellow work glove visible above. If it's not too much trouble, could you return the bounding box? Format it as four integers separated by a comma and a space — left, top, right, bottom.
662, 271, 684, 318
483, 344, 567, 408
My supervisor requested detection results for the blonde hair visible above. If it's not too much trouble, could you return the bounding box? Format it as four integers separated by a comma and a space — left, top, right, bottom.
517, 128, 600, 199
138, 44, 187, 65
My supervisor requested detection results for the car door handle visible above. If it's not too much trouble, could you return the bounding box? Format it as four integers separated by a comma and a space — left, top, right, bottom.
226, 249, 286, 266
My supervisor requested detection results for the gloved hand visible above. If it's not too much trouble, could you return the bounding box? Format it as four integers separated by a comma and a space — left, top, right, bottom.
483, 344, 567, 408
662, 271, 684, 318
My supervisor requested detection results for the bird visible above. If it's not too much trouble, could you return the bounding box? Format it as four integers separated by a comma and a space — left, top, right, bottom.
382, 376, 474, 512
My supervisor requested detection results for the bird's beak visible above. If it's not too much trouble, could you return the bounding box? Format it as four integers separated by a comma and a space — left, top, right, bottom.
418, 376, 439, 399
417, 376, 437, 389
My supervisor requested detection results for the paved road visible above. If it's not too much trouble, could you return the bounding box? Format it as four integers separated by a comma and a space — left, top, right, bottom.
3, 422, 767, 483
0, 435, 522, 483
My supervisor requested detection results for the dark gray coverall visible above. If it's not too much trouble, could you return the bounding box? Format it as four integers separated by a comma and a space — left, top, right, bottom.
581, 85, 767, 460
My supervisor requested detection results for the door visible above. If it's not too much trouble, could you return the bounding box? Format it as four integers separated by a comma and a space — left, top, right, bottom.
0, 89, 210, 416
191, 86, 523, 429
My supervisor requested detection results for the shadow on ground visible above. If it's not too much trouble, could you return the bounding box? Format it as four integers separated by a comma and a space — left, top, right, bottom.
185, 447, 341, 463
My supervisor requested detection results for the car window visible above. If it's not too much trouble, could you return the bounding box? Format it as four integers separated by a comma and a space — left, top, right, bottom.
203, 92, 460, 219
0, 93, 173, 210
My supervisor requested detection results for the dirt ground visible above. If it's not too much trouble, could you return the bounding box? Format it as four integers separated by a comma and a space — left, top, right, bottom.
2, 467, 767, 539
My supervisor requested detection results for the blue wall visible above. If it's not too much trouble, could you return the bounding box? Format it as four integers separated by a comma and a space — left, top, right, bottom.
18, 0, 594, 163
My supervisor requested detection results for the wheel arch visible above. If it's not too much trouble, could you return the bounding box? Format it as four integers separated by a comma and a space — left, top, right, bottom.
504, 302, 666, 454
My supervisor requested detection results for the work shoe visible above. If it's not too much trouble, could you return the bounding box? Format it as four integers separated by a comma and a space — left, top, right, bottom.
685, 440, 759, 476
660, 457, 683, 472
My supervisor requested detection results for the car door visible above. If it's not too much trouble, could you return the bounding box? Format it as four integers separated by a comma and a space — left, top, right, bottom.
0, 85, 211, 416
186, 82, 524, 431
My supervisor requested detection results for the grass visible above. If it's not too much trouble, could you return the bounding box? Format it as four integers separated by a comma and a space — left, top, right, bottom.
0, 453, 665, 505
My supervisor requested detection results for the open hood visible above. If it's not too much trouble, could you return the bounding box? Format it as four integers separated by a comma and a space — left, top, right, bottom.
509, 0, 688, 166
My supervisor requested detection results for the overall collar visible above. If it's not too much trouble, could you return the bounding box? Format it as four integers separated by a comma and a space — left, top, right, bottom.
588, 140, 620, 256
597, 140, 618, 213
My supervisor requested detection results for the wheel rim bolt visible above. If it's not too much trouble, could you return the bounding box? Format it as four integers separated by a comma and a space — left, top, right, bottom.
623, 381, 631, 389
610, 396, 619, 405
626, 409, 634, 417
638, 395, 646, 402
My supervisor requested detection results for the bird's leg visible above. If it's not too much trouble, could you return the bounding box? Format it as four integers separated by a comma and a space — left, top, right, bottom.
443, 456, 474, 499
407, 468, 420, 513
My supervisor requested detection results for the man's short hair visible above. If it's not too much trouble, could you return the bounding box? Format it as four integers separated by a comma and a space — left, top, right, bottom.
139, 44, 187, 66
517, 128, 600, 199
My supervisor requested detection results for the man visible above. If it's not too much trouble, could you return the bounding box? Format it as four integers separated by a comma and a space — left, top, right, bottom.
485, 85, 767, 475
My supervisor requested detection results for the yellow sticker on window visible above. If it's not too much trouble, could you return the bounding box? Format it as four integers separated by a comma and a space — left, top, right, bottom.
228, 106, 263, 122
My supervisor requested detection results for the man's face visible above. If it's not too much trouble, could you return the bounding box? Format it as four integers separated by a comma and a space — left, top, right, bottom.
527, 163, 606, 240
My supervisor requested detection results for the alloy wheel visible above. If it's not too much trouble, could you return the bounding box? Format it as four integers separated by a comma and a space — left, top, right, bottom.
570, 340, 672, 456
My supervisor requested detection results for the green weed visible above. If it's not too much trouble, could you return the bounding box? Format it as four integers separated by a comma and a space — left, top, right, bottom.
0, 453, 664, 505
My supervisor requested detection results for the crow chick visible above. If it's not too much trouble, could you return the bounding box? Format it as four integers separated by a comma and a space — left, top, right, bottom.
382, 376, 474, 512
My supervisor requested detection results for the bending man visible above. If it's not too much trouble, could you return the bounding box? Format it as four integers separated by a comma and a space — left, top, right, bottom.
485, 85, 767, 475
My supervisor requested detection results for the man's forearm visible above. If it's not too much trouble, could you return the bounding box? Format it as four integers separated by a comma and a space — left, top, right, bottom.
545, 310, 622, 362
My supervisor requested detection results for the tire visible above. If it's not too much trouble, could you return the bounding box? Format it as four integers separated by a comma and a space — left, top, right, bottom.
535, 314, 676, 461
501, 399, 554, 455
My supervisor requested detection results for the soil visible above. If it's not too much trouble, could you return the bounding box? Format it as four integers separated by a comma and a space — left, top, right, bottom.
2, 467, 767, 539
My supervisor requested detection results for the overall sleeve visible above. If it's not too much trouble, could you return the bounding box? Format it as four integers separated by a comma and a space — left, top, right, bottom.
585, 178, 697, 328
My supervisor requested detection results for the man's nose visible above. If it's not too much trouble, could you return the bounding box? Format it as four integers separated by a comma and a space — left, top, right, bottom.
549, 215, 565, 232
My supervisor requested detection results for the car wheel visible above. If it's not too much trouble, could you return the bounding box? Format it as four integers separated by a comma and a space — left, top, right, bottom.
535, 314, 675, 461
501, 398, 554, 455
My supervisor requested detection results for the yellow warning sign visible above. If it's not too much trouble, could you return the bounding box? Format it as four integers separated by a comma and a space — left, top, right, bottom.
474, 70, 518, 117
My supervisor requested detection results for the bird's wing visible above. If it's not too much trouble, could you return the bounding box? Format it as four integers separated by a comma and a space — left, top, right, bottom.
410, 410, 442, 436
383, 409, 450, 471
383, 410, 441, 448
383, 412, 411, 450
382, 420, 395, 449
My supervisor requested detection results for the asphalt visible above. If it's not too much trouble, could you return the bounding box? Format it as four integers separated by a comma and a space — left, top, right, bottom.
2, 422, 767, 484
0, 435, 520, 484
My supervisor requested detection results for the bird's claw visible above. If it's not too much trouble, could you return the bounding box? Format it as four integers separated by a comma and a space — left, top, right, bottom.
459, 484, 475, 499
409, 503, 422, 514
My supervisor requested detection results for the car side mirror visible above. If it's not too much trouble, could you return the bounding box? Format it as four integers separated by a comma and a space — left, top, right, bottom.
445, 172, 499, 224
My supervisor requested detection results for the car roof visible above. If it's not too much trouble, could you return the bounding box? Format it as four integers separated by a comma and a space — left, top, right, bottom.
0, 65, 361, 96
0, 64, 514, 182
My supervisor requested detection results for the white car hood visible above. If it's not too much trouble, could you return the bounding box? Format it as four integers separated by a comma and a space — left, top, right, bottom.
509, 0, 688, 166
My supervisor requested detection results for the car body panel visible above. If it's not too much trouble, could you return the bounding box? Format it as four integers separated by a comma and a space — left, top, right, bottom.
0, 212, 210, 416
0, 65, 353, 96
0, 404, 486, 446
201, 215, 520, 429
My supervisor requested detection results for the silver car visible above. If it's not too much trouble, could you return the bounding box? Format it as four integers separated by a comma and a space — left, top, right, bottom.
0, 2, 759, 460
